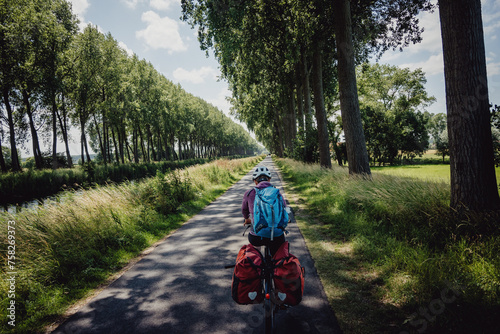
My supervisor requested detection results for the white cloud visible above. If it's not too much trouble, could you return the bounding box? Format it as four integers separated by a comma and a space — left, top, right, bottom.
118, 41, 134, 57
68, 0, 90, 18
400, 53, 444, 76
487, 61, 500, 75
150, 0, 180, 11
207, 87, 232, 116
123, 0, 179, 11
482, 0, 500, 35
123, 0, 144, 9
136, 11, 187, 52
378, 50, 403, 63
484, 20, 500, 36
173, 66, 218, 84
67, 0, 90, 30
407, 10, 442, 55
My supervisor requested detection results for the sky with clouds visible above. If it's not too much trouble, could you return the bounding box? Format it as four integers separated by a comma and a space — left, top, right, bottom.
64, 0, 500, 148
378, 0, 500, 115
68, 0, 231, 120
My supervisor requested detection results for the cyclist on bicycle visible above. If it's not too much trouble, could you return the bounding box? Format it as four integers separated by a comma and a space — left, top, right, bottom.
241, 166, 286, 255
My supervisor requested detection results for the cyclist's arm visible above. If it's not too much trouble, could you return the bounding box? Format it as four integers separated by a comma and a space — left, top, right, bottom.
241, 189, 252, 224
280, 190, 287, 207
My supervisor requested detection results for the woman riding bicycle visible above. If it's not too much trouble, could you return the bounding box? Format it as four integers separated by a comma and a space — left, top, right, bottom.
241, 166, 287, 256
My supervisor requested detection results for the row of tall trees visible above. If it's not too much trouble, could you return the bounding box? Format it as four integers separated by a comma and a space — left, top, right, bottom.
182, 0, 499, 214
182, 0, 434, 173
0, 0, 259, 173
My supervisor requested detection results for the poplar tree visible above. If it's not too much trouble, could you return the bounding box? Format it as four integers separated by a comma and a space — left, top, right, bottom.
439, 0, 500, 213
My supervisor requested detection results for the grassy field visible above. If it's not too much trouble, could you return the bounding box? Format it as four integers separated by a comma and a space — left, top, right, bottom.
371, 164, 500, 194
0, 156, 264, 333
276, 158, 499, 334
372, 164, 452, 181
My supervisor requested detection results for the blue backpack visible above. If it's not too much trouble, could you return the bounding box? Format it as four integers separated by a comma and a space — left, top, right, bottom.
253, 186, 289, 240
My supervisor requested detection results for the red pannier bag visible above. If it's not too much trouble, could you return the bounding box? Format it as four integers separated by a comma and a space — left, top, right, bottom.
272, 241, 305, 306
231, 244, 264, 305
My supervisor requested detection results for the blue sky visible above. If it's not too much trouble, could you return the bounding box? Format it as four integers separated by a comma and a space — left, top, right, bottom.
46, 0, 500, 155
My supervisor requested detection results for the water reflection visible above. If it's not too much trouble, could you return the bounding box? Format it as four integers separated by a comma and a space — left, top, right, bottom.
1, 190, 84, 214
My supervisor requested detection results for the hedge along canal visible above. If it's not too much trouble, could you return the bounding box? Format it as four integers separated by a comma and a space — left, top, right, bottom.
0, 156, 254, 212
0, 155, 264, 333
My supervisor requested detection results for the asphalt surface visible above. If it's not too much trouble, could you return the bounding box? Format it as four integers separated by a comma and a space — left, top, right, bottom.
52, 156, 342, 334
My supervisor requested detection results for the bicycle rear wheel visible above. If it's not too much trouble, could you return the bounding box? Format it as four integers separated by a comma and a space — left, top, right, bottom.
263, 246, 276, 334
264, 278, 275, 333
264, 296, 275, 333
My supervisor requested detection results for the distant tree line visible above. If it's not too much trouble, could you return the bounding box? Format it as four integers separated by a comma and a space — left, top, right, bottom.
356, 63, 434, 165
0, 0, 260, 173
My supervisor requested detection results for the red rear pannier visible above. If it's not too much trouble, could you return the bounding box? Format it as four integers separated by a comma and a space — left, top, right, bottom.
231, 244, 264, 304
272, 241, 305, 306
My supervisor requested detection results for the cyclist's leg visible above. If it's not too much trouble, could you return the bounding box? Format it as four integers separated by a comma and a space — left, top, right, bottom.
249, 234, 286, 256
267, 234, 286, 256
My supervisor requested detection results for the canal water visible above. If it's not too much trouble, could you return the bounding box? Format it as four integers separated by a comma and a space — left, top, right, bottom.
1, 190, 84, 214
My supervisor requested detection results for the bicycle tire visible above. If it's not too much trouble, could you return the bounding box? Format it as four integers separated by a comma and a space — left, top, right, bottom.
264, 296, 275, 333
264, 275, 275, 333
263, 246, 276, 334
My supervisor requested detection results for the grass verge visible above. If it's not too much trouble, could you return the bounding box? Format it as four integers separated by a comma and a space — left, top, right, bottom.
0, 155, 263, 333
276, 158, 500, 334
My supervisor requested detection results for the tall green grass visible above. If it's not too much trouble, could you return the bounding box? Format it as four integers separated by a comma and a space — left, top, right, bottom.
276, 158, 499, 333
0, 157, 232, 205
0, 156, 263, 333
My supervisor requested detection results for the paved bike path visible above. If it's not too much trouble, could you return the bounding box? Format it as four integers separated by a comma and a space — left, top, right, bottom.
53, 156, 342, 334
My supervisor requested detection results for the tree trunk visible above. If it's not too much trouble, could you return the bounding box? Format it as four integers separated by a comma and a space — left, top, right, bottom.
93, 114, 105, 164
148, 125, 156, 161
103, 117, 109, 164
285, 84, 296, 152
274, 109, 284, 157
295, 65, 305, 132
57, 94, 73, 167
0, 137, 7, 172
111, 126, 120, 163
138, 127, 147, 162
118, 126, 126, 163
23, 90, 43, 169
80, 110, 91, 163
84, 132, 91, 162
439, 0, 500, 212
312, 44, 332, 168
300, 51, 313, 134
157, 128, 162, 161
124, 129, 132, 163
300, 50, 315, 162
164, 135, 171, 161
178, 139, 182, 160
133, 126, 139, 163
52, 94, 58, 169
334, 0, 371, 176
169, 135, 176, 160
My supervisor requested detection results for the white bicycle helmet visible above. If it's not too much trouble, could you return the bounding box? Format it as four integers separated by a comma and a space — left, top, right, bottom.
252, 166, 271, 180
